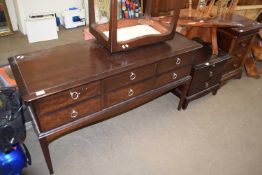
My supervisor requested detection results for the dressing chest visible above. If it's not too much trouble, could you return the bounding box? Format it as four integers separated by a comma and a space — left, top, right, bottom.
9, 34, 201, 174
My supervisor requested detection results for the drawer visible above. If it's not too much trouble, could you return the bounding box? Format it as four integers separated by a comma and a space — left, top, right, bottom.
155, 66, 191, 88
188, 76, 220, 96
223, 56, 241, 74
157, 52, 193, 74
33, 81, 100, 116
103, 64, 156, 92
105, 78, 154, 107
38, 97, 101, 131
192, 61, 225, 83
232, 37, 252, 54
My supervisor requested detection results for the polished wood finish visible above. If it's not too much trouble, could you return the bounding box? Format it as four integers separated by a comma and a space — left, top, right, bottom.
217, 14, 262, 84
9, 34, 202, 174
174, 44, 231, 109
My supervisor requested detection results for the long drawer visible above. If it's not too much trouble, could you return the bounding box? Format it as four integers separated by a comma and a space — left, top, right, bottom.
155, 66, 191, 88
33, 81, 100, 116
103, 64, 156, 92
105, 78, 155, 107
223, 56, 241, 74
38, 97, 101, 131
157, 52, 193, 74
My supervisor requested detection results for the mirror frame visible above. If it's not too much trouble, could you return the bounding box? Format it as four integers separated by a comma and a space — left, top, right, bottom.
0, 0, 13, 37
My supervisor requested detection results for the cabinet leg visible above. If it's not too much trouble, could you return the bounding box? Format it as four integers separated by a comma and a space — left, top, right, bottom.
212, 90, 218, 96
39, 138, 54, 174
182, 100, 189, 110
178, 80, 190, 111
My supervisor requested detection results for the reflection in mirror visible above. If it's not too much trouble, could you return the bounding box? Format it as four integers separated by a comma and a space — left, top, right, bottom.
0, 0, 13, 36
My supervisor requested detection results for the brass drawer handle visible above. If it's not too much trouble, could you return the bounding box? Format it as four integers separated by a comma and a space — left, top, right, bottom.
128, 89, 134, 97
233, 63, 238, 68
236, 54, 242, 58
70, 92, 80, 100
241, 42, 247, 48
209, 71, 213, 77
130, 72, 136, 81
71, 109, 78, 119
205, 82, 209, 88
172, 73, 178, 80
176, 58, 181, 65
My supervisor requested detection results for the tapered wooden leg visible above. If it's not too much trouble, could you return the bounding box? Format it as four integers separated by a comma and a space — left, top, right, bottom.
39, 137, 54, 174
177, 79, 191, 111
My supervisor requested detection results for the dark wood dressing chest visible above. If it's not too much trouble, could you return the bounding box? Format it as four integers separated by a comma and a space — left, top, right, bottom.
9, 34, 201, 174
174, 44, 231, 109
217, 14, 262, 85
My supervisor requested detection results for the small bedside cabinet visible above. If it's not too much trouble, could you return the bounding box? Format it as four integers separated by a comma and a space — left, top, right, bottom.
174, 45, 231, 109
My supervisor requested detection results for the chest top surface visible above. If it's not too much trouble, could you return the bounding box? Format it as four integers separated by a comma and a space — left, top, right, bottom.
9, 34, 201, 102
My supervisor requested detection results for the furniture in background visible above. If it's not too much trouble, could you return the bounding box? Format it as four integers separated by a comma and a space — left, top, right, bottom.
26, 12, 58, 43
174, 44, 230, 109
9, 34, 201, 174
217, 14, 262, 85
0, 0, 13, 36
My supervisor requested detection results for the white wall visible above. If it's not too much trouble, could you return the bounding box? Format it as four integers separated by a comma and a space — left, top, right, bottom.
15, 0, 84, 34
5, 0, 18, 31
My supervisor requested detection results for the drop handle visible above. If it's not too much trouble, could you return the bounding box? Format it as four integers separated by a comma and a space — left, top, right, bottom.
128, 89, 134, 97
209, 71, 213, 77
205, 82, 209, 88
233, 63, 238, 68
130, 72, 136, 81
176, 58, 181, 65
172, 73, 178, 80
70, 91, 80, 100
241, 42, 247, 48
71, 109, 78, 119
236, 54, 242, 58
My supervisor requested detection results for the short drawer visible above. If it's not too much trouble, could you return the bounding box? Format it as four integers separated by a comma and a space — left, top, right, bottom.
223, 56, 241, 74
103, 64, 156, 92
188, 76, 220, 95
38, 97, 101, 131
192, 61, 226, 83
157, 52, 193, 74
33, 81, 100, 116
155, 66, 191, 88
105, 79, 154, 107
232, 37, 252, 54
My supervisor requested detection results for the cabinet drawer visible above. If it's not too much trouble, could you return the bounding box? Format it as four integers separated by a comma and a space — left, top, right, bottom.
103, 64, 156, 92
38, 97, 101, 131
157, 52, 193, 74
188, 76, 220, 95
155, 66, 191, 88
232, 37, 252, 54
105, 79, 154, 107
192, 61, 225, 83
33, 81, 100, 116
223, 57, 241, 74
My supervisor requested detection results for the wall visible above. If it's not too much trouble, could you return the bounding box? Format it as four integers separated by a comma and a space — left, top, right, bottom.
15, 0, 84, 34
5, 0, 18, 31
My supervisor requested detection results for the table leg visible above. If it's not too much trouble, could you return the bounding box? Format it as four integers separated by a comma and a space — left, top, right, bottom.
39, 137, 54, 174
177, 79, 191, 111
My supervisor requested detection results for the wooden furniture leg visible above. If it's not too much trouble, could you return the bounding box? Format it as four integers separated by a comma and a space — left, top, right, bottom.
176, 78, 191, 111
39, 138, 54, 174
211, 27, 218, 55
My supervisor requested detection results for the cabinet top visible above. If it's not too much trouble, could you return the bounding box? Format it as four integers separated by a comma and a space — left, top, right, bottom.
9, 33, 201, 102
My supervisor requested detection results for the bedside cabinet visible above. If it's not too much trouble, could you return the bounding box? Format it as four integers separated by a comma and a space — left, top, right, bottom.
174, 45, 231, 109
218, 14, 262, 85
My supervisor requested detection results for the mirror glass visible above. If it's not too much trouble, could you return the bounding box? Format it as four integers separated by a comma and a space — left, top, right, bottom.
0, 0, 13, 36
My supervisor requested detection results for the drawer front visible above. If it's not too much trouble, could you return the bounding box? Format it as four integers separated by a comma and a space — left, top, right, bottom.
155, 66, 191, 88
157, 52, 193, 74
232, 37, 252, 55
192, 61, 225, 83
105, 79, 154, 107
38, 97, 101, 131
188, 76, 220, 95
223, 56, 241, 74
103, 64, 156, 92
34, 81, 100, 116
